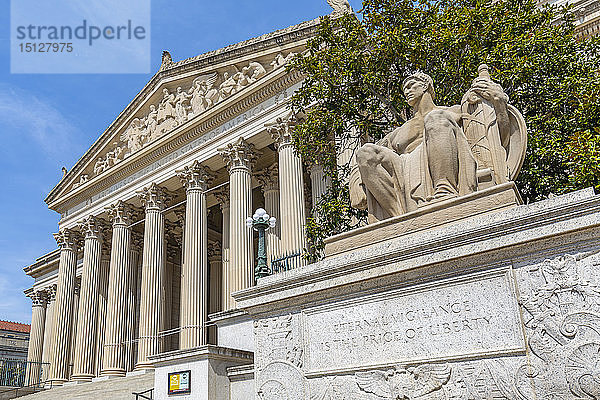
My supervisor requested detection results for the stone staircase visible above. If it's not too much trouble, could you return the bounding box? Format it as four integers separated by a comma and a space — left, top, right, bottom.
12, 372, 154, 400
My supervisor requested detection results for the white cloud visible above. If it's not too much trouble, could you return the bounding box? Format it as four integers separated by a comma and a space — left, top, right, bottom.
0, 83, 81, 159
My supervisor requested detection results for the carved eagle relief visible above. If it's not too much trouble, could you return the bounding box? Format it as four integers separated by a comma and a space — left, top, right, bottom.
355, 364, 451, 399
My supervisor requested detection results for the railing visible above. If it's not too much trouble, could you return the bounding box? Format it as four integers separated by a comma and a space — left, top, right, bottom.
0, 379, 54, 399
0, 359, 50, 388
133, 388, 153, 400
270, 252, 303, 274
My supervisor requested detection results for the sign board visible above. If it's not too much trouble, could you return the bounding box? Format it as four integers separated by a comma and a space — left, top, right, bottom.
168, 370, 191, 395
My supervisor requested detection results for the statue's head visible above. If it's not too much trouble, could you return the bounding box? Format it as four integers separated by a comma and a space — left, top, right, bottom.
402, 72, 435, 106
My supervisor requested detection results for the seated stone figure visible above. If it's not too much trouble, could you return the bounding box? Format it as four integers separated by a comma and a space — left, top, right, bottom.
351, 68, 526, 222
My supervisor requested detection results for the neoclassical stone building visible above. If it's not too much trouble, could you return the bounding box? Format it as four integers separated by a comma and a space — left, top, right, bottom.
22, 14, 338, 390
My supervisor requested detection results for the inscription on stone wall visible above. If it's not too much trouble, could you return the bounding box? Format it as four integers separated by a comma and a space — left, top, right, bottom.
302, 269, 525, 373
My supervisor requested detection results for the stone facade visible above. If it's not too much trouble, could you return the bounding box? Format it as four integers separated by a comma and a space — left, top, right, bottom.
236, 188, 600, 400
22, 13, 333, 393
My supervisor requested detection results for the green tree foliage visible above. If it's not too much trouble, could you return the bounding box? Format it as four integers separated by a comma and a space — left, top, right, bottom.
289, 0, 600, 257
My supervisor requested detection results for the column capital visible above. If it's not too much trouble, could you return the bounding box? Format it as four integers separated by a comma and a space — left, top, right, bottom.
213, 188, 230, 211
45, 285, 57, 302
266, 112, 304, 151
78, 215, 105, 241
218, 138, 260, 173
54, 229, 80, 252
255, 164, 279, 194
137, 183, 171, 211
207, 241, 222, 262
106, 201, 133, 226
176, 160, 215, 192
29, 291, 48, 307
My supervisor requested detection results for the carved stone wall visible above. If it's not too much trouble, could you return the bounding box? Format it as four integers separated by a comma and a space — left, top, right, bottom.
251, 250, 600, 400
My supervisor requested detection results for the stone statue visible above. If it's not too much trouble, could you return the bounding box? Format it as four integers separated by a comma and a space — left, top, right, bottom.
174, 86, 190, 124
189, 73, 219, 116
350, 67, 527, 222
327, 0, 353, 14
121, 118, 145, 154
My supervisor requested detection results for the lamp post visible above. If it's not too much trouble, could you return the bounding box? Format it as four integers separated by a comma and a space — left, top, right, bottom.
246, 208, 277, 280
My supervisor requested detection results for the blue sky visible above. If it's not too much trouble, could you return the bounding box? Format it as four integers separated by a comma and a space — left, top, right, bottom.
0, 0, 363, 324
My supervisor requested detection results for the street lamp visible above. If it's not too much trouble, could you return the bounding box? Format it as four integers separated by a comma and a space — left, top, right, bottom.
246, 208, 277, 280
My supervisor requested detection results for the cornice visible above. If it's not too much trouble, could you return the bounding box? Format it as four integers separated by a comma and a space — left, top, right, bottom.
50, 68, 303, 215
45, 16, 323, 206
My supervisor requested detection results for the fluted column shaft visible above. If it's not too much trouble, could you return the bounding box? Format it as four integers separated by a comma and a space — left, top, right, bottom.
256, 165, 281, 264
41, 286, 56, 381
26, 292, 47, 385
207, 242, 222, 344
219, 139, 259, 310
125, 234, 141, 372
101, 202, 132, 377
177, 161, 213, 348
268, 117, 307, 257
49, 229, 79, 384
68, 283, 80, 379
136, 184, 169, 370
214, 191, 230, 312
71, 217, 104, 382
95, 252, 110, 376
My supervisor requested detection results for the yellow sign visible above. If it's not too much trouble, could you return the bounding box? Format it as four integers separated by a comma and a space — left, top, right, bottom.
168, 370, 191, 395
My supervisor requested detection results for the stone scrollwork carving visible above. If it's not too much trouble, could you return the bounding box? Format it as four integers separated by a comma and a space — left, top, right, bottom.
502, 252, 600, 399
254, 313, 304, 372
257, 361, 308, 400
79, 51, 293, 185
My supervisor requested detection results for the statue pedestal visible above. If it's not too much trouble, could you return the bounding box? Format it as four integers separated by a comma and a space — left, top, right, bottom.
325, 182, 522, 257
235, 187, 600, 399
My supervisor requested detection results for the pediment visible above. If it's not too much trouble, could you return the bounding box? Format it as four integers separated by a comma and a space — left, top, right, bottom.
46, 16, 322, 209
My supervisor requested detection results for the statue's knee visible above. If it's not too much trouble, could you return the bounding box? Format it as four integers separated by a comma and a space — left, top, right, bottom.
357, 144, 379, 167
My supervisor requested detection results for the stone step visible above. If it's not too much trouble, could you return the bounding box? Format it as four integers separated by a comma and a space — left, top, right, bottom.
14, 372, 154, 400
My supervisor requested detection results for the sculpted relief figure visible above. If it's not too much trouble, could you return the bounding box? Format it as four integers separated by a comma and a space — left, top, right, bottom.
86, 57, 277, 180
350, 66, 527, 222
189, 73, 219, 116
174, 86, 190, 124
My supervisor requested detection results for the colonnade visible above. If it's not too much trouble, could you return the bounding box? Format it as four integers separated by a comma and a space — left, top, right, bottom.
25, 114, 332, 384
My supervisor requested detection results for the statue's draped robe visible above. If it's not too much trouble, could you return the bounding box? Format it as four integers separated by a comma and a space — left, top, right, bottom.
356, 111, 477, 221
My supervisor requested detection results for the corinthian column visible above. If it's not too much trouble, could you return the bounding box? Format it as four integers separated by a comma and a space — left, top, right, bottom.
26, 291, 47, 385
207, 242, 222, 344
219, 138, 259, 310
41, 285, 56, 381
136, 183, 169, 370
176, 161, 214, 348
125, 232, 142, 372
95, 248, 110, 376
256, 165, 281, 264
101, 201, 133, 377
267, 116, 307, 259
49, 229, 80, 385
71, 217, 104, 382
213, 190, 230, 312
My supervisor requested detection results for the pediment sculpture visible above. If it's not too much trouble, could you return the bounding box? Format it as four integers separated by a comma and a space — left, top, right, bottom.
350, 65, 527, 222
76, 52, 295, 189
